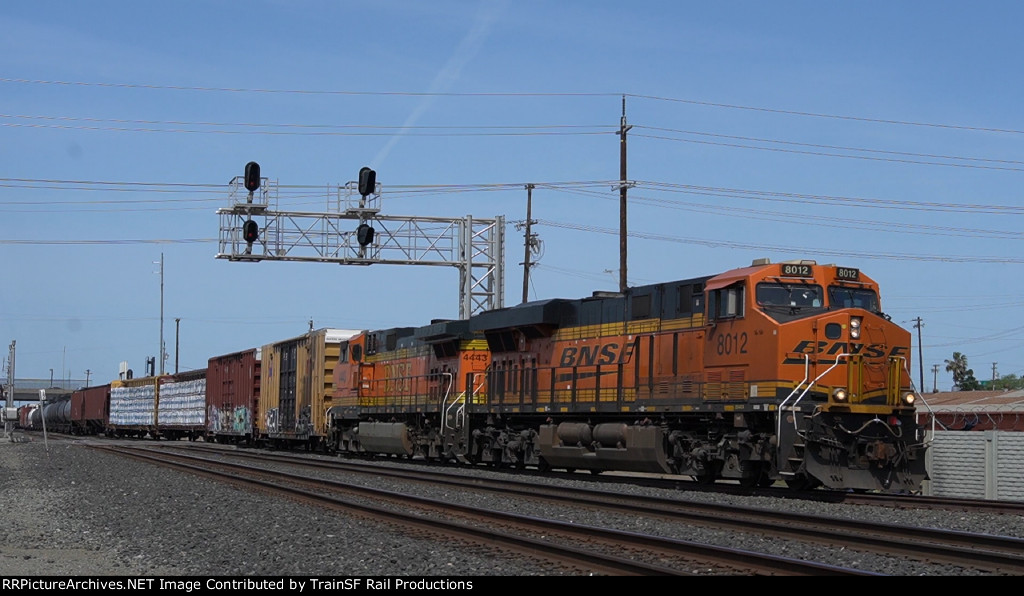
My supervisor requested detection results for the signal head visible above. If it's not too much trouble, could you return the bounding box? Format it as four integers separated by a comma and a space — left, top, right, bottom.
244, 161, 261, 193
356, 223, 375, 247
358, 167, 376, 197
243, 219, 260, 244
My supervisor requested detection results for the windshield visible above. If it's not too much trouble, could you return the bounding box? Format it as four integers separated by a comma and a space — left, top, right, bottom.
756, 283, 822, 308
828, 286, 880, 313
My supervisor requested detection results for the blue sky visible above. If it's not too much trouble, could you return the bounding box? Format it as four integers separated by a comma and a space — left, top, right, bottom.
1, 1, 1022, 392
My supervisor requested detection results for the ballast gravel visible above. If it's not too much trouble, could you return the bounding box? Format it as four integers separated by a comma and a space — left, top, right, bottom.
1, 435, 1021, 577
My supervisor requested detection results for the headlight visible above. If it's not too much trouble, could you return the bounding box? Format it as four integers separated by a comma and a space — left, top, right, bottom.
903, 392, 916, 406
832, 388, 848, 402
849, 317, 862, 339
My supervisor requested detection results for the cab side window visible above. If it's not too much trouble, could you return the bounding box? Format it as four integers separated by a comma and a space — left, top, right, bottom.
709, 284, 744, 320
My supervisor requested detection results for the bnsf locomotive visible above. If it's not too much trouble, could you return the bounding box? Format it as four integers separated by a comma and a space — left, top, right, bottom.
324, 258, 928, 493
46, 257, 928, 493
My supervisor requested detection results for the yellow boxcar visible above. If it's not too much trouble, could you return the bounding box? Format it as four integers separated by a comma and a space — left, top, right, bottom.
258, 328, 359, 449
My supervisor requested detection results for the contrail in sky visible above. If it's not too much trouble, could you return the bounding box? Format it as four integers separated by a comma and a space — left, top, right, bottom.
370, 0, 506, 169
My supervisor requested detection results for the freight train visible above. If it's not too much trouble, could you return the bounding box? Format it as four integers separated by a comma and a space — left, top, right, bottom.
21, 258, 931, 493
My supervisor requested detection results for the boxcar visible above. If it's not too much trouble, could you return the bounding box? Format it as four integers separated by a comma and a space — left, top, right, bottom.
206, 348, 261, 444
70, 383, 111, 435
258, 328, 359, 450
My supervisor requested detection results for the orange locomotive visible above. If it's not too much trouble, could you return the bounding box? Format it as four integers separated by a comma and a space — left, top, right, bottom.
328, 321, 491, 460
327, 258, 928, 493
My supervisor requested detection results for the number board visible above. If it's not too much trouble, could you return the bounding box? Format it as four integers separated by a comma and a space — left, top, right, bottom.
835, 267, 860, 281
780, 263, 813, 278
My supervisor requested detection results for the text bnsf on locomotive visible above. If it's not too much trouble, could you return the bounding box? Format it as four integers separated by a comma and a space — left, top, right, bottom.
48, 258, 928, 493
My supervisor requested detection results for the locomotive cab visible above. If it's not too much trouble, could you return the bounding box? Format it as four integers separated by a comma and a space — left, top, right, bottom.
735, 259, 927, 491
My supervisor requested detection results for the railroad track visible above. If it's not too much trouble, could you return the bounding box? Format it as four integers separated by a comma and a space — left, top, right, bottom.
146, 441, 1024, 575
44, 432, 1024, 516
90, 443, 876, 576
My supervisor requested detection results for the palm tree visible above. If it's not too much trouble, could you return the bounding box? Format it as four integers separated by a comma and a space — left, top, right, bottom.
945, 352, 980, 390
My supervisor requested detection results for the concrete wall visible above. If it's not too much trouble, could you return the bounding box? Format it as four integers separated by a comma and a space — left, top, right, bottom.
924, 430, 1024, 501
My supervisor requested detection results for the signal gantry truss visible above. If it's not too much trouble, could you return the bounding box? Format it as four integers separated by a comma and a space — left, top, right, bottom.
216, 173, 505, 318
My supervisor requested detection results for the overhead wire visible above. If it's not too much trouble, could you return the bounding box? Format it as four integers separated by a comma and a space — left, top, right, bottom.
5, 77, 1023, 134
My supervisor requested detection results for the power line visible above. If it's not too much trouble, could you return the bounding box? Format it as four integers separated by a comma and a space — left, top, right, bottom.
4, 78, 1022, 135
536, 219, 1024, 264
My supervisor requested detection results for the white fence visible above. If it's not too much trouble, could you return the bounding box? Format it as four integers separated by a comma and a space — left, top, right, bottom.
923, 430, 1024, 501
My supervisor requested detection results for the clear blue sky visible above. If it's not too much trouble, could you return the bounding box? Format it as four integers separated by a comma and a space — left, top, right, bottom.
2, 1, 1021, 392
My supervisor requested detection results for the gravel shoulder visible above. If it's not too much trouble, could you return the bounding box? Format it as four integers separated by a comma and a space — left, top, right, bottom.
0, 435, 549, 576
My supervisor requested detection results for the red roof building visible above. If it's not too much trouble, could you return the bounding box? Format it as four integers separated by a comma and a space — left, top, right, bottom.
917, 390, 1024, 431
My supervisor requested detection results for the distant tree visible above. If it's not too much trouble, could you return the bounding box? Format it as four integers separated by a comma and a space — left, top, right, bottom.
992, 373, 1024, 391
945, 352, 981, 390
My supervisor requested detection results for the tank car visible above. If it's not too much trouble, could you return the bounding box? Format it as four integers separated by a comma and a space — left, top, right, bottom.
17, 404, 38, 430
328, 258, 928, 493
42, 396, 73, 434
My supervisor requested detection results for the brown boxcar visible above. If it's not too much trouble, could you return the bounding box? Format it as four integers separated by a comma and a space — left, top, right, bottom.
70, 383, 110, 435
206, 347, 261, 444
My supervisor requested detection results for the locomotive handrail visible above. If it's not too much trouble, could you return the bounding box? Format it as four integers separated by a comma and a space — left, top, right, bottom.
900, 357, 936, 446
779, 353, 851, 437
439, 372, 459, 433
778, 353, 812, 420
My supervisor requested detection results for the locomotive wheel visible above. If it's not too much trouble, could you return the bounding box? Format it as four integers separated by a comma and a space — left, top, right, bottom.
739, 465, 775, 488
785, 474, 822, 491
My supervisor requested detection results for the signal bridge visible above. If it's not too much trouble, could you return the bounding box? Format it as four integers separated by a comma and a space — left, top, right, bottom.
216, 164, 505, 319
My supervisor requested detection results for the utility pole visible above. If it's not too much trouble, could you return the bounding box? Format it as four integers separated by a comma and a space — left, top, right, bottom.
992, 362, 998, 385
931, 364, 939, 393
84, 369, 91, 388
175, 318, 181, 374
5, 341, 14, 440
618, 96, 632, 293
913, 317, 924, 392
156, 253, 165, 375
521, 184, 536, 303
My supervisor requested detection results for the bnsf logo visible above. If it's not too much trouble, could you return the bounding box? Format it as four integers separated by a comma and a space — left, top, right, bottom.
559, 342, 635, 367
790, 340, 909, 359
383, 362, 412, 392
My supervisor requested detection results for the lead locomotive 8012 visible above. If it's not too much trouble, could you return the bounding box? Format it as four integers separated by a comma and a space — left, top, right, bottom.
325, 258, 928, 493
